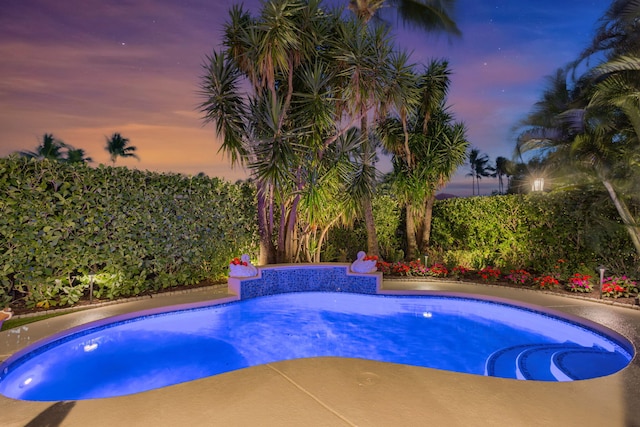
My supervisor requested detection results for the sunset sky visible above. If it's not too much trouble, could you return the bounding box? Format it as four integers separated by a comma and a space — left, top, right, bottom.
1, 0, 608, 195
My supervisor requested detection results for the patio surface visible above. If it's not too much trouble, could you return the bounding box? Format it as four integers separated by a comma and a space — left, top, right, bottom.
1, 279, 639, 427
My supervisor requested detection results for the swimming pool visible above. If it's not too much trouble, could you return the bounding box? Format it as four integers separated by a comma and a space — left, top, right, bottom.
0, 292, 633, 401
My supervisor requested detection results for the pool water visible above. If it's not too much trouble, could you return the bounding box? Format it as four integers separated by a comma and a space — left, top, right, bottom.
0, 292, 633, 401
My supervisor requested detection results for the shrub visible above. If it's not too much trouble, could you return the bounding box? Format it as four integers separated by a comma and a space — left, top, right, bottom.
0, 157, 258, 308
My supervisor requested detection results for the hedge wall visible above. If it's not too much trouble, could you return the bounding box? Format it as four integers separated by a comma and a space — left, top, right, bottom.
2, 156, 636, 309
429, 191, 638, 275
0, 157, 258, 308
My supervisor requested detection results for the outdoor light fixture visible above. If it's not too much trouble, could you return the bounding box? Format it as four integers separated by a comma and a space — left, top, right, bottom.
598, 265, 606, 299
532, 178, 545, 192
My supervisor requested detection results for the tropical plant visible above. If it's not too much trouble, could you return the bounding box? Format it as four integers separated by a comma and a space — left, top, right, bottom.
105, 133, 139, 164
346, 1, 462, 258
377, 58, 468, 259
17, 134, 93, 164
200, 0, 391, 263
516, 67, 640, 255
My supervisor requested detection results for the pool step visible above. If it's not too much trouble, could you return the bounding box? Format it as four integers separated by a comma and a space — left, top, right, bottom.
485, 343, 626, 381
551, 348, 630, 381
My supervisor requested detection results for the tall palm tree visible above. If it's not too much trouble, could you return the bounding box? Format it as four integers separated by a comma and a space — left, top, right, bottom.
331, 21, 400, 257
19, 134, 68, 160
201, 0, 393, 263
378, 59, 468, 259
346, 0, 461, 258
517, 0, 640, 256
105, 133, 139, 164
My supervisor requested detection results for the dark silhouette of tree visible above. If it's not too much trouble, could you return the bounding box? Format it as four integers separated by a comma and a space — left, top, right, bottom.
105, 133, 139, 164
18, 134, 68, 160
18, 134, 92, 164
65, 148, 93, 163
467, 147, 493, 195
494, 156, 514, 194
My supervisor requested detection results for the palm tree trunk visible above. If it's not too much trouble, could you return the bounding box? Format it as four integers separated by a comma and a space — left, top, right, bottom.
362, 196, 380, 257
405, 202, 418, 260
360, 114, 379, 257
257, 186, 276, 264
419, 194, 435, 254
285, 194, 301, 262
602, 179, 640, 257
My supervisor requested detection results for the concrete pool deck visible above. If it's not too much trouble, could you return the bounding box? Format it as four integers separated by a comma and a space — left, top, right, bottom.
1, 279, 639, 427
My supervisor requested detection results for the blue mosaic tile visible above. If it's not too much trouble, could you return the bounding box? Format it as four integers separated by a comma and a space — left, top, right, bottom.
236, 266, 379, 299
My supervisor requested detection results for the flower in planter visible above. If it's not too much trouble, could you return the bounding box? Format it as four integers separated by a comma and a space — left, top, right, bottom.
451, 266, 470, 278
428, 263, 449, 277
566, 273, 593, 293
230, 257, 248, 267
229, 254, 258, 277
505, 269, 532, 285
533, 275, 559, 290
392, 262, 411, 275
602, 276, 638, 298
478, 266, 501, 282
376, 260, 392, 274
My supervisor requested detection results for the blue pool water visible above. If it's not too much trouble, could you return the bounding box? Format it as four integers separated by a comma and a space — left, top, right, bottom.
0, 292, 633, 401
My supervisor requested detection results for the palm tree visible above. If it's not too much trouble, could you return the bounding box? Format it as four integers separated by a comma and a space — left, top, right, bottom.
378, 59, 468, 259
346, 0, 461, 257
494, 156, 513, 194
65, 148, 93, 164
348, 0, 461, 36
19, 134, 68, 160
467, 148, 492, 195
516, 65, 640, 256
105, 133, 139, 164
572, 0, 640, 68
201, 0, 392, 263
516, 0, 640, 256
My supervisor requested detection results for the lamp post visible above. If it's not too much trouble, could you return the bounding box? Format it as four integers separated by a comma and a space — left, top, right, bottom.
532, 178, 544, 192
597, 265, 605, 299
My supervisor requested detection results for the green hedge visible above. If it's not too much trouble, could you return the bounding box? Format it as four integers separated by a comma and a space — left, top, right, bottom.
2, 156, 636, 309
0, 157, 258, 308
429, 191, 638, 275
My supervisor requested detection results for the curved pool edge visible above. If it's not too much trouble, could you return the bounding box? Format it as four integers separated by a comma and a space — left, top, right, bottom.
1, 280, 640, 427
0, 287, 635, 400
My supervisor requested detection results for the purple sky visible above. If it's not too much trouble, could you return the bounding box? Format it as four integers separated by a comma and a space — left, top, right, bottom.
0, 0, 608, 195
